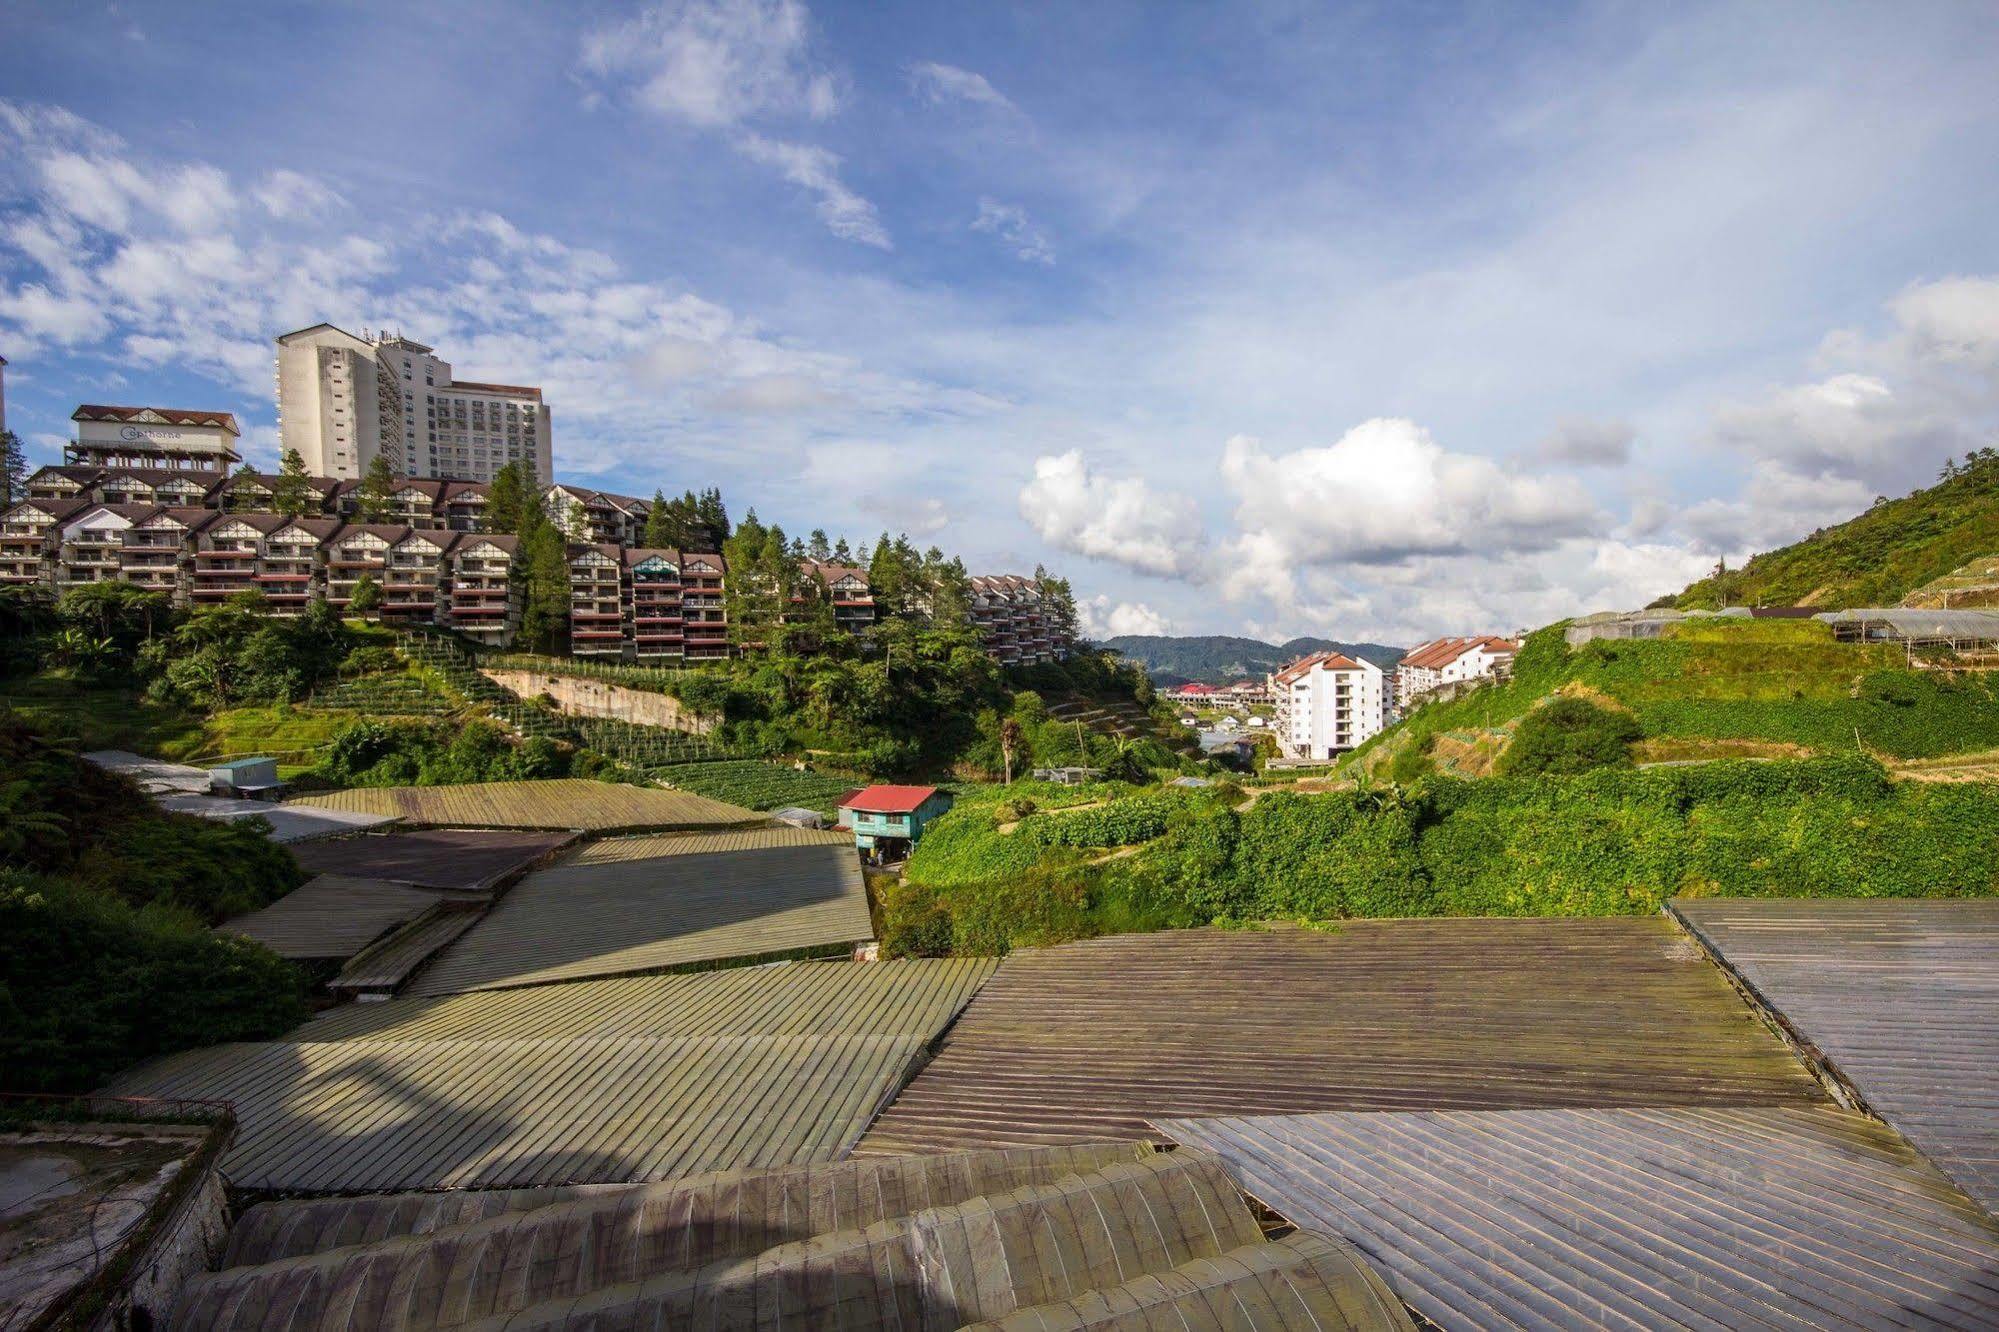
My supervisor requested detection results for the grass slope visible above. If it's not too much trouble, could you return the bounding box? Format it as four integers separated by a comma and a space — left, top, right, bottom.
1675, 454, 1999, 609
1347, 617, 1999, 779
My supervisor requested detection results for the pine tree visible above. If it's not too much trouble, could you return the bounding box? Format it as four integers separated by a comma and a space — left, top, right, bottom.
271, 448, 314, 516
352, 454, 397, 523
807, 529, 831, 561
643, 489, 673, 547
348, 572, 382, 615
832, 536, 852, 562
696, 487, 730, 546
516, 498, 571, 652
486, 461, 531, 536
0, 430, 26, 508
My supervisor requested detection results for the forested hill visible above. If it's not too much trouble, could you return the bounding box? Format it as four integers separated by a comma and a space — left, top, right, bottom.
1674, 449, 1999, 609
1103, 634, 1405, 684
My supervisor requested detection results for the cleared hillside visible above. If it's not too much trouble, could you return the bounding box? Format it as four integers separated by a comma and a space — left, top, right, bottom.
1349, 617, 1999, 779
1675, 452, 1999, 609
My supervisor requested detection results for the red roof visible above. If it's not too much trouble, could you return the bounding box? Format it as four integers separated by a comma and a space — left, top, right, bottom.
1272, 651, 1365, 685
840, 784, 943, 814
71, 404, 241, 433
1400, 636, 1520, 670
1171, 683, 1218, 695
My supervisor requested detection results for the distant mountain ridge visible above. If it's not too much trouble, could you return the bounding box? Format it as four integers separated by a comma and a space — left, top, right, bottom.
1103, 634, 1406, 685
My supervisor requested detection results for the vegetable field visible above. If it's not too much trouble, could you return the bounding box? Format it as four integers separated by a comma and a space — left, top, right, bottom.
654, 760, 858, 815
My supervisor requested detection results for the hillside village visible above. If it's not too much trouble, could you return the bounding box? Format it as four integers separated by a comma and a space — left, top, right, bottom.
6, 8, 1999, 1325
6, 333, 1999, 1328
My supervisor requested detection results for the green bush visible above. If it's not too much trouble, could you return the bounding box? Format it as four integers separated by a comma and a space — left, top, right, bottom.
0, 872, 307, 1093
317, 718, 574, 788
882, 756, 1999, 955
1500, 697, 1643, 776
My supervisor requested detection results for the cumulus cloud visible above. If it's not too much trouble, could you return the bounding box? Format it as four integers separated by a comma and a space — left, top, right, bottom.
1019, 451, 1205, 578
1078, 596, 1172, 638
1537, 416, 1635, 466
907, 61, 1015, 112
1216, 420, 1601, 606
734, 133, 889, 248
970, 197, 1052, 264
577, 0, 838, 127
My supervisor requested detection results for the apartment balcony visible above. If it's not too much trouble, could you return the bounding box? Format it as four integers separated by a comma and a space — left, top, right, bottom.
329, 558, 385, 570
197, 548, 258, 560
450, 603, 509, 618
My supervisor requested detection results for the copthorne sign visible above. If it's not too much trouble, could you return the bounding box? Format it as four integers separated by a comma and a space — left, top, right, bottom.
119, 424, 186, 442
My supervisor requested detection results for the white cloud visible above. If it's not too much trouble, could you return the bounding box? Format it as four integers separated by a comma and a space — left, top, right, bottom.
1019, 450, 1204, 578
1887, 275, 1999, 368
970, 197, 1053, 264
1216, 421, 1602, 608
701, 371, 846, 413
1679, 461, 1875, 556
734, 133, 889, 248
907, 61, 1015, 112
575, 3, 885, 248
1079, 596, 1172, 638
252, 169, 344, 220
857, 492, 947, 536
1537, 416, 1634, 466
578, 0, 838, 128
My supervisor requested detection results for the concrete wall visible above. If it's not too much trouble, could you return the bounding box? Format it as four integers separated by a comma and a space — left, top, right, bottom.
484, 669, 713, 735
114, 1163, 229, 1330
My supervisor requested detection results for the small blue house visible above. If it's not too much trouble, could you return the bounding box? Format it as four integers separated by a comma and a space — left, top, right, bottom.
839, 785, 953, 862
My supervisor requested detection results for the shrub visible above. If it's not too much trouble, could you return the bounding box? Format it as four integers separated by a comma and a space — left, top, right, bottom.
0, 871, 307, 1093
1500, 697, 1643, 776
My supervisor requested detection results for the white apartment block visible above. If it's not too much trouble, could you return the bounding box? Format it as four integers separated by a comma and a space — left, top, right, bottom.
1395, 636, 1520, 710
276, 324, 552, 483
1270, 651, 1388, 760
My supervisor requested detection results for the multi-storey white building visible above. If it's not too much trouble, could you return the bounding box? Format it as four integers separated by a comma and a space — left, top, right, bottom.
1270, 652, 1388, 760
1395, 636, 1520, 710
276, 324, 552, 483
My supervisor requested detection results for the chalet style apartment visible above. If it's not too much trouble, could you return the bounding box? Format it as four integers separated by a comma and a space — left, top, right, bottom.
8, 404, 1069, 664
968, 574, 1066, 665
1394, 635, 1520, 709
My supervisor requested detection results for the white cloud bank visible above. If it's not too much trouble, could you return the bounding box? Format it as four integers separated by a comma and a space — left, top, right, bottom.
1019, 450, 1204, 579
1078, 596, 1172, 638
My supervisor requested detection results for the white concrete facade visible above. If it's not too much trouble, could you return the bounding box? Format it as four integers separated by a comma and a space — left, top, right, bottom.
277, 324, 552, 483
1395, 636, 1520, 709
1270, 652, 1388, 760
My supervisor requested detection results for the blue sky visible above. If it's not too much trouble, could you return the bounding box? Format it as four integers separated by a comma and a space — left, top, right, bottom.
4, 1, 1998, 641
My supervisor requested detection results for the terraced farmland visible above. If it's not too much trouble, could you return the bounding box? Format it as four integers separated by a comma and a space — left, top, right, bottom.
654, 759, 857, 814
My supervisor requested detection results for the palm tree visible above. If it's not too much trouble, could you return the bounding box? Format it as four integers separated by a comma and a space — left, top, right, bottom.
999, 718, 1023, 784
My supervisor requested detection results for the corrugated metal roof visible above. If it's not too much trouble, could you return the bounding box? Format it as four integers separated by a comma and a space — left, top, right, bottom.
1671, 897, 1999, 1217
287, 779, 761, 832
561, 825, 852, 865
859, 921, 1821, 1155
187, 1144, 1161, 1325
1815, 607, 1999, 637
101, 959, 995, 1194
292, 829, 575, 890
404, 842, 873, 995
182, 1148, 1412, 1331
329, 908, 483, 995
219, 876, 468, 960
221, 1142, 1151, 1267
1162, 1106, 1999, 1331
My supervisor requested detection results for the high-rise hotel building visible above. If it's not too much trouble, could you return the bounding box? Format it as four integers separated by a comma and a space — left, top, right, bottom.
275, 324, 553, 483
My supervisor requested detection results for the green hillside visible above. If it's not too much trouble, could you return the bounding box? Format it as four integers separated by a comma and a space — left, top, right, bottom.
1349, 617, 1999, 780
1675, 450, 1999, 609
